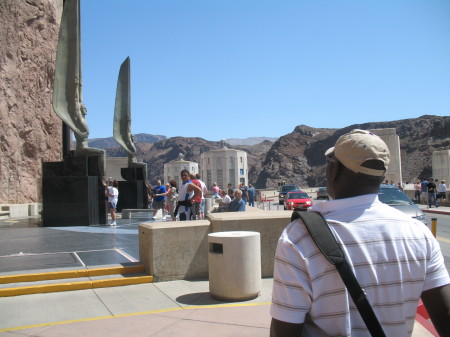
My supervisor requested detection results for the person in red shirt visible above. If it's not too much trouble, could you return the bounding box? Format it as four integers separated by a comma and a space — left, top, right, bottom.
190, 173, 202, 220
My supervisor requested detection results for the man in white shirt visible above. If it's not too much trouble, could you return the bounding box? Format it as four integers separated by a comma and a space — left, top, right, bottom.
218, 189, 231, 212
106, 180, 119, 226
270, 129, 450, 336
438, 180, 447, 207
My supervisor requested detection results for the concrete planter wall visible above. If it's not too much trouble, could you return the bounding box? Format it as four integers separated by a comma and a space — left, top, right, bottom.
139, 208, 291, 281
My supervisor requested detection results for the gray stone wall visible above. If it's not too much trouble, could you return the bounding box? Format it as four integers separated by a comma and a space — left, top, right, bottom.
0, 0, 63, 203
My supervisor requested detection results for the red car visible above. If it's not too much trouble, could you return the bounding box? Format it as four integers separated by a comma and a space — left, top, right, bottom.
284, 191, 313, 210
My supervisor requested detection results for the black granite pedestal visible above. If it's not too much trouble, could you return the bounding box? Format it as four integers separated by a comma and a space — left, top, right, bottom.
42, 176, 98, 226
42, 155, 106, 226
116, 181, 146, 212
116, 167, 148, 212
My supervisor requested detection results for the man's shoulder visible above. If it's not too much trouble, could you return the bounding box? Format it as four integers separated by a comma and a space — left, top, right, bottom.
280, 216, 313, 244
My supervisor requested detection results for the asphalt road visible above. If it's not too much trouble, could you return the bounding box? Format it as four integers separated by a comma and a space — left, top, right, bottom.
428, 213, 450, 272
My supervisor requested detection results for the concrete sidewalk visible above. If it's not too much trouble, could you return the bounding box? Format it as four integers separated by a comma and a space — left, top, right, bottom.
419, 204, 450, 216
0, 277, 436, 337
0, 278, 273, 336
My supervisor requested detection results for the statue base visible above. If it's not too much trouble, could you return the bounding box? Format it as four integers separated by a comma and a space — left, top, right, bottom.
117, 167, 148, 211
116, 181, 148, 212
121, 167, 146, 181
42, 155, 106, 226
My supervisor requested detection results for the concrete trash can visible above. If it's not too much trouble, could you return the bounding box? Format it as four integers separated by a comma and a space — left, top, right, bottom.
208, 231, 261, 301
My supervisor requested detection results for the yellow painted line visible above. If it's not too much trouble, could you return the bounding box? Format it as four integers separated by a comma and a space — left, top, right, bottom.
0, 301, 270, 332
437, 236, 450, 244
0, 275, 153, 297
0, 265, 145, 284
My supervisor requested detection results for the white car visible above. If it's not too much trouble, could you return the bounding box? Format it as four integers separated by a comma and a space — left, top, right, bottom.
378, 184, 427, 226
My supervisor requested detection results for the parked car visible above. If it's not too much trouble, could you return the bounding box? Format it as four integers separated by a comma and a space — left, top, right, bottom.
284, 191, 313, 210
378, 184, 427, 226
278, 184, 300, 204
316, 187, 329, 200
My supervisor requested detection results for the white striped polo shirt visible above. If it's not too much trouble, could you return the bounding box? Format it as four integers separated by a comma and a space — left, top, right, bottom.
271, 194, 449, 337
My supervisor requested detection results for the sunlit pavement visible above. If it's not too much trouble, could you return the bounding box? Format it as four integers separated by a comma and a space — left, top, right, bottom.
0, 208, 444, 336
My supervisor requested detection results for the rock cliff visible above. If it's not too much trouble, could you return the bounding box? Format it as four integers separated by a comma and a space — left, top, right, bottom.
88, 133, 166, 149
0, 0, 63, 203
256, 115, 450, 188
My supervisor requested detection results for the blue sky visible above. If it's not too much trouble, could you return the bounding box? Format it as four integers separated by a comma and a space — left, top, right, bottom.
80, 0, 450, 141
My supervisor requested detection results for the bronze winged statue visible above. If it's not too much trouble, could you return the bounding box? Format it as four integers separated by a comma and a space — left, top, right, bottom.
113, 57, 147, 180
52, 0, 105, 176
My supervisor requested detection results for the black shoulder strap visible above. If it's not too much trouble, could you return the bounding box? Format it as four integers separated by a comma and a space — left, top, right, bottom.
291, 211, 387, 337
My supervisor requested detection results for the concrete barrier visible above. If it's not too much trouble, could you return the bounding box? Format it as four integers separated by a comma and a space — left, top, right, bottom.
0, 203, 42, 218
139, 220, 211, 281
138, 208, 292, 281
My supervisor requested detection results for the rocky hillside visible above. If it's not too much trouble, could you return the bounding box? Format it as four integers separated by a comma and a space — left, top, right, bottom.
99, 115, 450, 188
88, 133, 166, 149
256, 115, 450, 188
225, 137, 278, 146
255, 126, 336, 188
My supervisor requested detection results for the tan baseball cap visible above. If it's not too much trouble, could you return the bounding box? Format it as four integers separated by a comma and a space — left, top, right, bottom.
325, 129, 390, 176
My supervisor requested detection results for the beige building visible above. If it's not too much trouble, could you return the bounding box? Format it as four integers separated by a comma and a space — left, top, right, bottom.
163, 154, 198, 188
370, 128, 402, 184
200, 146, 248, 191
105, 157, 128, 182
432, 150, 450, 184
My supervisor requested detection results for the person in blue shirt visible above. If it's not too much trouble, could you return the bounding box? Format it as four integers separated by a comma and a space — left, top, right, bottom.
248, 184, 256, 207
228, 189, 246, 212
421, 178, 429, 204
152, 180, 166, 219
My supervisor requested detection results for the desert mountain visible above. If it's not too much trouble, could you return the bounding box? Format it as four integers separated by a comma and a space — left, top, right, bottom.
88, 133, 166, 149
96, 115, 449, 189
256, 115, 450, 188
225, 137, 278, 146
